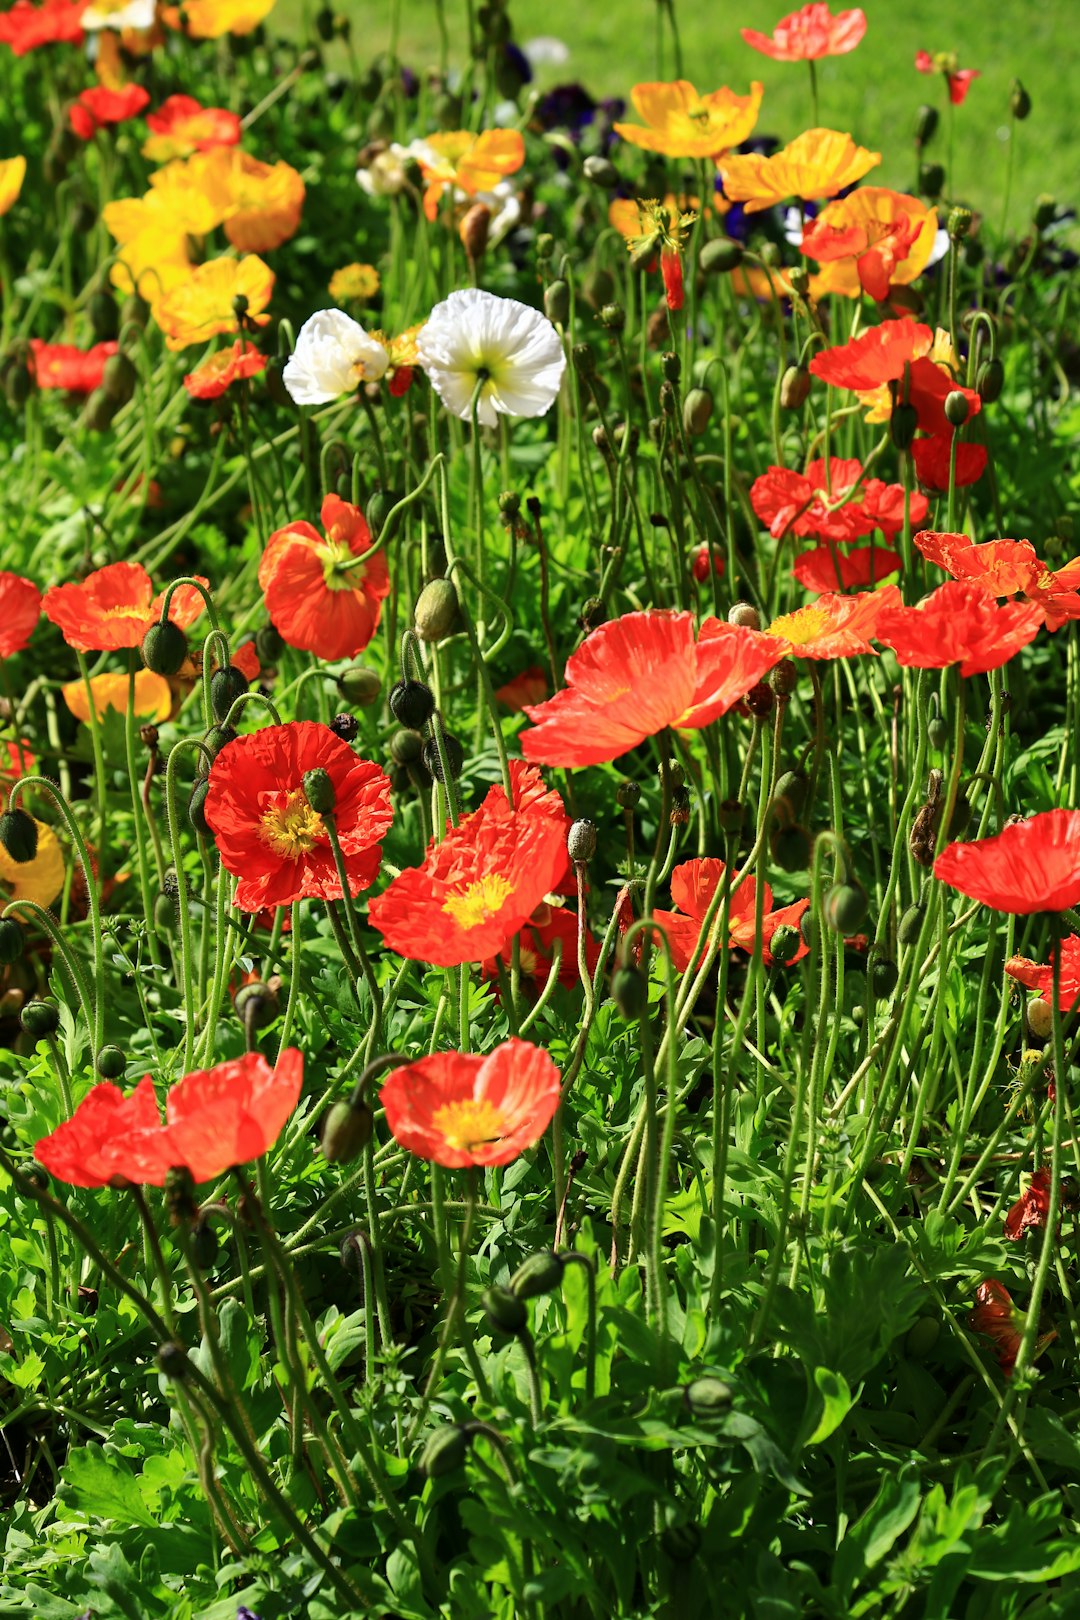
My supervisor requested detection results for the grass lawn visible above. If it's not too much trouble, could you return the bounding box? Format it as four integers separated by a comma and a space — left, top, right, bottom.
278, 0, 1076, 226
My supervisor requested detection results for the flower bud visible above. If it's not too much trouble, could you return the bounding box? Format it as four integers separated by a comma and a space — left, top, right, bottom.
422, 730, 465, 783
578, 596, 606, 633
0, 809, 37, 864
414, 579, 459, 642
201, 725, 236, 767
498, 490, 521, 519
191, 1217, 218, 1270
582, 154, 619, 188
717, 798, 745, 834
904, 1314, 940, 1359
927, 714, 949, 751
234, 980, 279, 1030
897, 902, 924, 946
337, 665, 382, 706
612, 964, 648, 1019
890, 402, 918, 451
188, 779, 211, 836
567, 818, 597, 863
120, 291, 150, 330
420, 1424, 470, 1478
572, 341, 596, 378
669, 786, 691, 826
616, 780, 641, 810
700, 237, 742, 274
870, 957, 899, 998
20, 999, 59, 1039
919, 161, 945, 199
0, 918, 24, 966
302, 767, 335, 814
321, 1098, 375, 1163
944, 390, 970, 427
210, 664, 248, 724
535, 232, 554, 263
661, 1522, 701, 1562
745, 681, 774, 719
1033, 194, 1057, 232
101, 351, 137, 408
165, 1165, 198, 1224
96, 1044, 126, 1080
390, 728, 424, 766
156, 1343, 189, 1382
1027, 998, 1053, 1040
682, 387, 713, 437
727, 601, 760, 630
1010, 79, 1032, 120
459, 202, 490, 264
329, 712, 359, 742
769, 924, 801, 966
683, 1377, 732, 1418
599, 302, 626, 332
771, 659, 798, 699
947, 207, 972, 242
914, 103, 939, 146
779, 365, 811, 410
543, 278, 570, 327
771, 769, 808, 825
141, 619, 189, 676
509, 1249, 565, 1301
824, 883, 868, 934
88, 290, 119, 341
976, 357, 1003, 404
770, 823, 811, 872
661, 351, 681, 384
483, 1285, 528, 1335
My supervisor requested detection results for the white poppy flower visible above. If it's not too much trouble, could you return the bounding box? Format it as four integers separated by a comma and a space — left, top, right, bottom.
356, 143, 420, 199
81, 0, 155, 28
282, 309, 389, 407
417, 289, 565, 429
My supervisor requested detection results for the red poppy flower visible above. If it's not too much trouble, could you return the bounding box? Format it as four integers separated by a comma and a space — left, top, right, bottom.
0, 0, 83, 54
914, 531, 1040, 596
0, 571, 41, 657
163, 1048, 303, 1183
794, 543, 900, 593
69, 83, 150, 140
875, 580, 1041, 677
1004, 1168, 1053, 1242
652, 857, 809, 972
915, 50, 980, 105
144, 94, 242, 161
911, 433, 987, 491
691, 544, 725, 583
969, 1278, 1054, 1376
42, 561, 207, 653
934, 810, 1080, 915
520, 611, 783, 767
34, 1077, 173, 1188
183, 339, 265, 400
751, 457, 922, 545
29, 338, 117, 394
204, 720, 392, 912
495, 665, 549, 712
741, 3, 865, 60
380, 1038, 561, 1169
369, 762, 570, 967
761, 586, 900, 659
800, 188, 935, 302
482, 900, 599, 992
0, 738, 35, 780
810, 318, 932, 391
1006, 935, 1080, 1010
258, 495, 391, 662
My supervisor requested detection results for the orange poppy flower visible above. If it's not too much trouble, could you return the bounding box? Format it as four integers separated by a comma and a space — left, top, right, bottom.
183, 339, 266, 400
258, 495, 391, 662
751, 457, 926, 543
161, 0, 274, 36
328, 262, 381, 302
876, 579, 1041, 677
29, 338, 117, 393
34, 1077, 172, 1188
935, 810, 1080, 915
915, 50, 980, 106
61, 669, 172, 724
970, 1279, 1054, 1376
205, 721, 392, 912
0, 817, 64, 907
42, 562, 207, 654
809, 317, 932, 391
1006, 934, 1080, 1010
0, 155, 26, 215
163, 1048, 303, 1183
614, 79, 763, 160
794, 543, 900, 593
69, 82, 149, 139
495, 666, 548, 712
380, 1038, 561, 1169
0, 571, 41, 658
914, 531, 1041, 597
0, 0, 83, 54
911, 432, 986, 491
153, 255, 274, 352
614, 196, 697, 308
190, 147, 305, 252
719, 128, 879, 212
143, 94, 241, 162
760, 586, 899, 659
652, 858, 809, 972
800, 187, 937, 301
520, 611, 783, 767
417, 129, 525, 222
742, 3, 866, 61
369, 762, 570, 967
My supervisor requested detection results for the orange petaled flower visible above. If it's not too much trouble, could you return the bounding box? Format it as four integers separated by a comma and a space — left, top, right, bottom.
0, 154, 26, 214
61, 670, 172, 724
794, 543, 900, 593
609, 192, 703, 241
809, 317, 932, 390
614, 78, 763, 160
183, 339, 266, 400
652, 858, 809, 972
969, 1279, 1055, 1377
162, 1049, 303, 1183
751, 457, 927, 543
1004, 1168, 1053, 1243
417, 129, 525, 222
380, 1039, 561, 1169
934, 810, 1080, 915
0, 0, 83, 54
369, 762, 570, 967
34, 1078, 173, 1187
616, 197, 697, 309
876, 580, 1041, 677
742, 3, 866, 61
915, 49, 980, 106
29, 338, 117, 393
161, 0, 274, 36
258, 495, 391, 661
192, 147, 305, 252
520, 611, 783, 767
153, 255, 274, 352
762, 586, 899, 659
1006, 935, 1080, 1010
42, 562, 207, 653
914, 531, 1042, 597
496, 666, 549, 712
0, 571, 41, 657
719, 128, 879, 212
911, 432, 986, 491
800, 187, 937, 301
69, 82, 149, 139
205, 721, 392, 912
328, 262, 381, 302
143, 94, 241, 162
0, 818, 64, 906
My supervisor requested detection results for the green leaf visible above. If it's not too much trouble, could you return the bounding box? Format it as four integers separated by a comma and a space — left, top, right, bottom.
833, 1464, 922, 1600
808, 1366, 854, 1445
62, 1444, 157, 1529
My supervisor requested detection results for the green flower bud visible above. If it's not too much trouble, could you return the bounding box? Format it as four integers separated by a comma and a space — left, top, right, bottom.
612, 964, 648, 1020
0, 918, 24, 966
768, 924, 802, 966
779, 365, 811, 410
770, 659, 798, 699
191, 1218, 219, 1270
582, 154, 619, 188
255, 623, 285, 663
200, 724, 237, 768
918, 161, 945, 199
422, 730, 465, 783
101, 351, 137, 407
88, 291, 119, 342
188, 779, 212, 836
96, 1045, 126, 1080
700, 237, 742, 274
420, 1424, 471, 1478
890, 402, 919, 451
728, 601, 760, 630
414, 579, 459, 642
509, 1250, 565, 1301
1010, 79, 1031, 120
682, 386, 713, 436
302, 767, 335, 814
771, 769, 808, 824
210, 664, 248, 724
944, 390, 970, 427
337, 665, 382, 706
823, 883, 868, 934
683, 1377, 732, 1419
0, 808, 37, 864
870, 957, 899, 998
20, 999, 60, 1039
156, 1343, 189, 1382
141, 619, 189, 676
321, 1099, 375, 1164
234, 980, 278, 1030
599, 302, 626, 332
390, 728, 424, 767
927, 715, 949, 751
616, 779, 641, 810
914, 103, 939, 146
897, 902, 925, 946
1027, 998, 1053, 1040
770, 823, 811, 872
483, 1285, 528, 1335
389, 678, 435, 729
976, 357, 1004, 404
904, 1314, 940, 1358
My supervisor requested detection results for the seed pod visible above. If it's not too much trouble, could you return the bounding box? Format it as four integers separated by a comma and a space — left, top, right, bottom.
976, 357, 1004, 404
321, 1099, 375, 1164
897, 902, 924, 946
422, 730, 465, 783
599, 302, 626, 332
302, 767, 335, 814
188, 779, 212, 836
745, 681, 774, 718
682, 1377, 732, 1419
459, 201, 490, 264
824, 883, 868, 933
770, 823, 811, 872
414, 579, 459, 642
329, 712, 359, 742
483, 1285, 528, 1335
508, 1250, 565, 1301
769, 923, 802, 966
96, 1045, 126, 1080
389, 678, 436, 729
870, 957, 899, 998
947, 207, 973, 242
1010, 79, 1032, 120
101, 351, 137, 407
779, 365, 811, 410
700, 237, 742, 274
337, 665, 381, 706
20, 999, 60, 1039
0, 917, 23, 966
567, 819, 597, 863
612, 964, 647, 1020
771, 659, 798, 699
0, 808, 37, 864
616, 780, 641, 810
420, 1424, 470, 1478
682, 386, 713, 436
141, 619, 189, 676
210, 664, 248, 724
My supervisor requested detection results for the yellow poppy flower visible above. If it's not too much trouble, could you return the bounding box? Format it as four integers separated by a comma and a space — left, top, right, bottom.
614, 79, 763, 160
161, 0, 274, 37
329, 263, 381, 302
154, 255, 275, 352
0, 820, 65, 908
189, 148, 305, 253
61, 670, 172, 724
719, 128, 880, 213
0, 155, 26, 217
800, 187, 938, 301
418, 129, 525, 221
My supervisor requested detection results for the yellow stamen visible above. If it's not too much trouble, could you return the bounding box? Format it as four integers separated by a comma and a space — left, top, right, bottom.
432, 1096, 505, 1154
442, 873, 514, 931
768, 604, 830, 646
260, 789, 324, 858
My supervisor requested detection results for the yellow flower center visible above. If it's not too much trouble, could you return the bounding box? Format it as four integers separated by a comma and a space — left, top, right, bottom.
431, 1096, 505, 1153
322, 539, 367, 594
768, 605, 830, 646
260, 789, 324, 858
442, 873, 514, 931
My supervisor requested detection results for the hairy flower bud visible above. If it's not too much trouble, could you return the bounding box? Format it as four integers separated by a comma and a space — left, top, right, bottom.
890, 402, 918, 451
96, 1045, 126, 1081
727, 601, 760, 630
141, 619, 189, 677
302, 767, 336, 814
700, 237, 742, 274
483, 1285, 528, 1335
823, 883, 868, 934
612, 964, 648, 1020
414, 579, 459, 642
944, 390, 970, 427
0, 808, 37, 864
976, 357, 1004, 404
567, 818, 597, 863
509, 1250, 565, 1301
914, 103, 939, 146
0, 917, 24, 966
543, 278, 570, 327
420, 1424, 470, 1478
321, 1098, 375, 1164
390, 728, 424, 766
210, 664, 248, 724
779, 365, 811, 410
771, 823, 811, 872
422, 730, 465, 783
20, 999, 60, 1039
682, 387, 713, 436
769, 923, 802, 965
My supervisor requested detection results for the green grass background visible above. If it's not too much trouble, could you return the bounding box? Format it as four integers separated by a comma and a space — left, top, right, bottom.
279, 0, 1076, 226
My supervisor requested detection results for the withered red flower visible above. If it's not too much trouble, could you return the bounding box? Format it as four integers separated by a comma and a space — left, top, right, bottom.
380, 1038, 561, 1168
915, 49, 980, 105
1006, 935, 1080, 1010
969, 1278, 1055, 1376
1004, 1168, 1053, 1243
934, 810, 1080, 915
